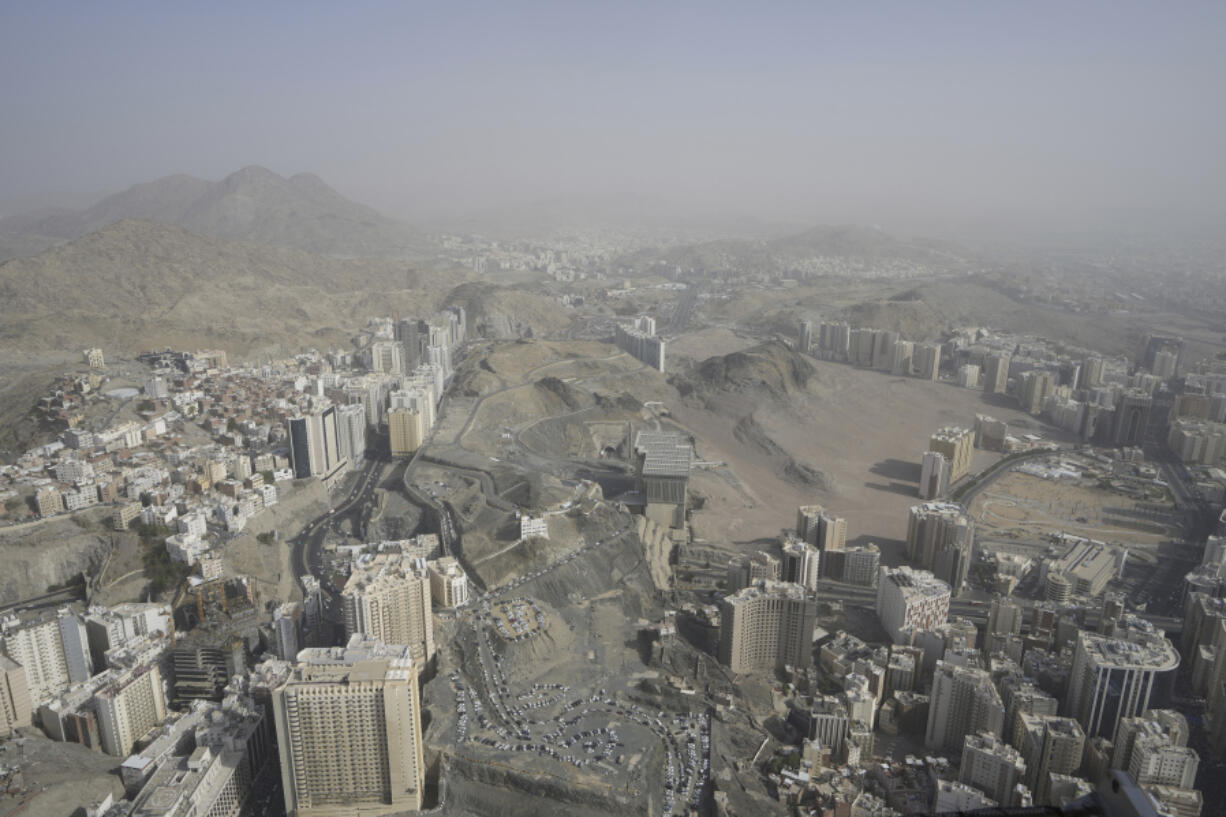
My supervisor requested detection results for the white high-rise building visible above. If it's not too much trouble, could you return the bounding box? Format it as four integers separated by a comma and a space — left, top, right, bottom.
426, 558, 469, 608
796, 505, 846, 553
273, 602, 302, 661
0, 609, 93, 705
1129, 737, 1198, 789
0, 656, 33, 738
1066, 629, 1180, 741
368, 340, 404, 375
780, 536, 820, 593
918, 451, 951, 500
875, 566, 951, 644
287, 407, 345, 479
335, 403, 367, 466
906, 502, 974, 596
1017, 714, 1085, 805
273, 637, 425, 816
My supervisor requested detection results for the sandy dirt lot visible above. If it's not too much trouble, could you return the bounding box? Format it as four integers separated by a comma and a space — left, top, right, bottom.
665, 327, 759, 362
969, 470, 1169, 547
669, 358, 1078, 562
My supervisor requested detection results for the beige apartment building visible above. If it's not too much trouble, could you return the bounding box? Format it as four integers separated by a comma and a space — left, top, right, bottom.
341, 554, 435, 666
929, 426, 974, 483
273, 637, 425, 817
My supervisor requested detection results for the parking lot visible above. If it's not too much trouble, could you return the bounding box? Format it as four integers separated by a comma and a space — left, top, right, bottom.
436, 521, 711, 815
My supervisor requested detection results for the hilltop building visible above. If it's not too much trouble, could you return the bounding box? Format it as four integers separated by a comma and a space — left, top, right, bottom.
633, 431, 692, 529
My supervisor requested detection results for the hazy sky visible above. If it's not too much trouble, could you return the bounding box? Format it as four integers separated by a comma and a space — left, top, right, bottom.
3, 2, 1225, 236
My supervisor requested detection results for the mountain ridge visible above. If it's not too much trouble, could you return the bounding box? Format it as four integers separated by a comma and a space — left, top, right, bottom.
0, 166, 428, 259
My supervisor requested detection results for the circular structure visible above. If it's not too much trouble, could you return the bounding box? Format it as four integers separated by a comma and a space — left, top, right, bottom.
488, 597, 546, 641
1045, 570, 1073, 604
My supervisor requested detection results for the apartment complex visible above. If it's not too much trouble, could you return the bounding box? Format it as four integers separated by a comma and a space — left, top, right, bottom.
0, 656, 32, 738
718, 581, 816, 674
727, 551, 780, 594
426, 557, 470, 608
615, 315, 666, 371
95, 662, 168, 756
388, 406, 425, 456
0, 608, 93, 705
983, 352, 1011, 395
780, 536, 820, 593
928, 426, 973, 483
796, 505, 846, 575
925, 662, 1005, 751
287, 407, 345, 480
905, 502, 974, 596
272, 637, 426, 817
341, 554, 435, 667
959, 731, 1027, 807
1016, 714, 1085, 805
918, 451, 950, 500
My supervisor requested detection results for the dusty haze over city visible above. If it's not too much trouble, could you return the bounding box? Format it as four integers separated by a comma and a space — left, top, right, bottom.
1, 4, 1226, 817
4, 3, 1226, 242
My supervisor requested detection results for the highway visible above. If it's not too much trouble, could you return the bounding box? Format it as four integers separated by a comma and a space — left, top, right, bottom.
663, 284, 698, 336
289, 454, 388, 598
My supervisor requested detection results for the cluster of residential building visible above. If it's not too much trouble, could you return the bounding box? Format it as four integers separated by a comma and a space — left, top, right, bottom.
0, 527, 472, 816
804, 321, 941, 381
754, 569, 1195, 814
0, 309, 466, 558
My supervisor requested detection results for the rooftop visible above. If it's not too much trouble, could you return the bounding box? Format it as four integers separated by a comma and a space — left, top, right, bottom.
634, 431, 693, 478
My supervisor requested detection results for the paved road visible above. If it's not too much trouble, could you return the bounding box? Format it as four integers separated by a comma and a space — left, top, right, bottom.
663, 284, 698, 336
289, 455, 387, 597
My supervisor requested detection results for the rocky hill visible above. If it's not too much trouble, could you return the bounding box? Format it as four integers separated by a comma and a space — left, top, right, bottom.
0, 166, 428, 258
677, 341, 815, 399
0, 219, 465, 354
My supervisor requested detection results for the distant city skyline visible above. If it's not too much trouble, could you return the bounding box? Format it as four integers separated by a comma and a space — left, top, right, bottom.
3, 3, 1225, 241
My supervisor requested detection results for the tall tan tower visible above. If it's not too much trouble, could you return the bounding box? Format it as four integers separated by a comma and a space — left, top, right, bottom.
273, 637, 425, 817
95, 663, 168, 756
342, 554, 435, 666
928, 427, 973, 483
0, 656, 32, 738
717, 580, 816, 674
388, 407, 424, 457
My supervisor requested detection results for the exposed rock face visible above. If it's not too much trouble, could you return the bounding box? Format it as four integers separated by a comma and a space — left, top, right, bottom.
0, 530, 111, 605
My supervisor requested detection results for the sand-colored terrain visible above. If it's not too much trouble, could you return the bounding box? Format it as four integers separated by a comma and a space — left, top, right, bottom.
969, 470, 1171, 547
668, 355, 1073, 560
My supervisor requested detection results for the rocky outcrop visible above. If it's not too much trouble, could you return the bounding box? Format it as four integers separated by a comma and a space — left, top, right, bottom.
0, 529, 111, 605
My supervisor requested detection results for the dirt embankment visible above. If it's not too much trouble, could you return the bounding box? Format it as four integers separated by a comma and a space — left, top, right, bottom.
0, 514, 112, 604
